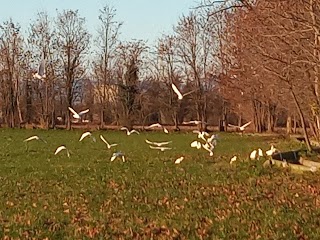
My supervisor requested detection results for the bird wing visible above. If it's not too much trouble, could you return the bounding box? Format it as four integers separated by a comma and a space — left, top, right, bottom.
100, 135, 109, 145
79, 109, 89, 116
110, 154, 117, 161
171, 83, 183, 99
191, 141, 201, 149
145, 139, 154, 145
149, 145, 161, 150
79, 132, 91, 141
68, 107, 79, 118
146, 123, 161, 128
55, 146, 66, 155
182, 89, 196, 97
228, 124, 239, 128
241, 121, 252, 128
24, 135, 39, 142
130, 130, 139, 135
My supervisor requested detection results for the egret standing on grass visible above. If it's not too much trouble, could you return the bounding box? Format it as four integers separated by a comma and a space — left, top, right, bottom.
175, 157, 184, 164
230, 156, 237, 164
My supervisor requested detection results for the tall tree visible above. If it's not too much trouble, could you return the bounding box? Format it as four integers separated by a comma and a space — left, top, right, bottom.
0, 20, 24, 127
92, 5, 122, 127
55, 10, 90, 130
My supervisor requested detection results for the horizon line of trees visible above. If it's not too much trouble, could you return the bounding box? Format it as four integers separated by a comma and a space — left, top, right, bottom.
1, 1, 320, 149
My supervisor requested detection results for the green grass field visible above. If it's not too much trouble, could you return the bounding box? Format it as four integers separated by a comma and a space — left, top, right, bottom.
0, 128, 319, 239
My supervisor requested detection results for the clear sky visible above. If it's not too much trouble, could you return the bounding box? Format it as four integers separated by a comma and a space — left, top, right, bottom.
0, 0, 199, 44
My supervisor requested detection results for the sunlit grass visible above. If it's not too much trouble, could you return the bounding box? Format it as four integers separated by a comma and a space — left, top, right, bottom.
0, 128, 318, 239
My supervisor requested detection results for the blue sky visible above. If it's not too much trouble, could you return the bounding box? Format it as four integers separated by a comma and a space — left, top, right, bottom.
0, 0, 198, 44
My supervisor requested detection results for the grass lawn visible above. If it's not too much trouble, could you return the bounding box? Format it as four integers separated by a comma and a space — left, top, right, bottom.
0, 128, 319, 239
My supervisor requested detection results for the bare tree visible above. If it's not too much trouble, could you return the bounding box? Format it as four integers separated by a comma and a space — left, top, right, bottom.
115, 41, 147, 128
0, 20, 24, 127
92, 5, 122, 128
55, 10, 90, 130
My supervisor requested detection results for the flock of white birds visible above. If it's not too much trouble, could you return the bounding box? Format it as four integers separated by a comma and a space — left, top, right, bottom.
23, 106, 281, 166
30, 66, 280, 165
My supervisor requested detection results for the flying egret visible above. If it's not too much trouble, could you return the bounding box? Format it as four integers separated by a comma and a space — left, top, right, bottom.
79, 132, 96, 142
190, 140, 202, 149
33, 56, 46, 80
145, 139, 172, 147
171, 83, 195, 100
182, 120, 206, 125
193, 130, 209, 142
146, 123, 162, 129
230, 156, 237, 164
120, 127, 140, 135
146, 123, 169, 133
100, 135, 118, 149
175, 157, 184, 164
250, 150, 257, 160
149, 145, 172, 151
228, 121, 252, 133
23, 135, 47, 143
110, 152, 126, 162
54, 145, 70, 158
68, 107, 90, 119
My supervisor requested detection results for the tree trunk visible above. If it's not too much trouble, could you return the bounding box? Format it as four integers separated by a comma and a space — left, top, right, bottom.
291, 90, 312, 151
286, 116, 292, 134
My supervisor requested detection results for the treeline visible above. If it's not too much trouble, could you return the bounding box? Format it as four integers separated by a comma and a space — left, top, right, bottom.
0, 1, 320, 146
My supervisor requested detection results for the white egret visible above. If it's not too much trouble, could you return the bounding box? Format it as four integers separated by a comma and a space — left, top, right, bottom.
257, 148, 264, 159
68, 107, 89, 119
110, 152, 126, 162
149, 146, 172, 151
146, 123, 162, 129
120, 127, 140, 135
228, 121, 252, 132
79, 132, 96, 142
230, 156, 237, 164
190, 140, 202, 149
266, 145, 277, 156
146, 123, 169, 134
54, 145, 70, 158
33, 56, 46, 80
145, 139, 172, 147
100, 135, 118, 149
175, 157, 184, 164
193, 130, 209, 142
171, 83, 195, 100
182, 120, 206, 125
250, 150, 257, 160
23, 135, 47, 143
